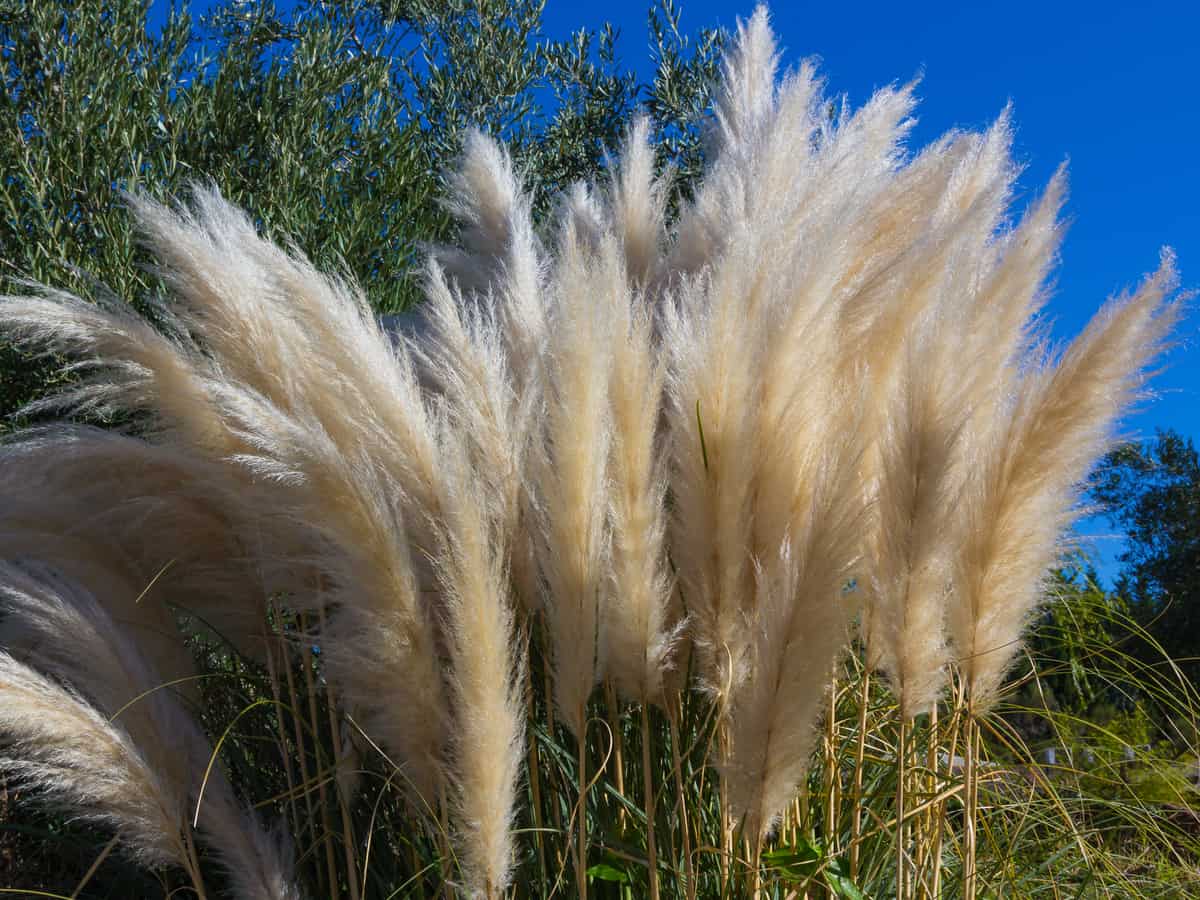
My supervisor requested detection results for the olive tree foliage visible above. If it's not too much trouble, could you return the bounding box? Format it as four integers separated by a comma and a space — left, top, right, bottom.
0, 0, 721, 426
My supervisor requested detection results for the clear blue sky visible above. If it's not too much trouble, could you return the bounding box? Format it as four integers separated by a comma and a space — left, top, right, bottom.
150, 0, 1198, 579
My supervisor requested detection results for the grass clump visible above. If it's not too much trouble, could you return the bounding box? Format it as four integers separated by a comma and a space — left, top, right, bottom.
0, 5, 1194, 898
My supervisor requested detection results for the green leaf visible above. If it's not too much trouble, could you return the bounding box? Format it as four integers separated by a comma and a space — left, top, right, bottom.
763, 838, 823, 880
587, 863, 631, 884
825, 855, 868, 900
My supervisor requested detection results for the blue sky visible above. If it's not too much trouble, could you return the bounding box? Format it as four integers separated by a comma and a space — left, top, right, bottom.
148, 0, 1198, 580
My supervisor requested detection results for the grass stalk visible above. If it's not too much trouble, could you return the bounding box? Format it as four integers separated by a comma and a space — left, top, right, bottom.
824, 677, 838, 853
282, 631, 322, 894
606, 682, 627, 831
578, 707, 589, 900
70, 832, 120, 899
849, 668, 870, 882
798, 775, 810, 843
263, 621, 301, 848
934, 684, 968, 900
527, 670, 548, 886
719, 720, 732, 891
896, 714, 908, 900
641, 702, 660, 900
299, 612, 340, 895
668, 697, 696, 900
962, 702, 979, 900
182, 825, 210, 900
917, 702, 940, 899
320, 605, 361, 900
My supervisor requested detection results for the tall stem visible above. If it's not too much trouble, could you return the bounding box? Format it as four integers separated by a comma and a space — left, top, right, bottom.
300, 613, 340, 895
936, 680, 967, 900
824, 677, 839, 853
896, 715, 908, 900
668, 698, 696, 900
182, 826, 209, 900
541, 622, 565, 876
962, 704, 979, 900
719, 721, 732, 891
281, 633, 321, 894
263, 622, 300, 849
577, 710, 589, 900
319, 607, 361, 900
527, 673, 548, 885
641, 703, 660, 900
918, 703, 940, 899
849, 668, 870, 882
607, 683, 627, 831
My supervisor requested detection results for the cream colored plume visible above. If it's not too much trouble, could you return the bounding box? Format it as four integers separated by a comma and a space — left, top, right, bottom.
662, 5, 912, 701
593, 121, 679, 705
950, 257, 1179, 707
0, 426, 271, 663
723, 454, 864, 840
435, 433, 525, 898
0, 651, 190, 870
0, 566, 301, 898
857, 121, 1021, 716
137, 190, 455, 798
435, 130, 546, 389
607, 116, 672, 292
2, 187, 455, 803
415, 265, 540, 611
532, 204, 618, 735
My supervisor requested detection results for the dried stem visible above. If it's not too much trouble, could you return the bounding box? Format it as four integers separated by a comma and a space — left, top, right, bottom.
282, 632, 321, 894
527, 672, 548, 884
850, 668, 870, 881
607, 683, 627, 831
962, 702, 979, 900
641, 703, 660, 900
182, 825, 210, 900
300, 612, 340, 894
263, 621, 300, 850
668, 698, 696, 900
824, 678, 838, 853
320, 605, 361, 900
896, 714, 909, 900
577, 711, 589, 900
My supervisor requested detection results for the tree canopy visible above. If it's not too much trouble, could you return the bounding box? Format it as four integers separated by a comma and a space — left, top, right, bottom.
1092, 429, 1200, 678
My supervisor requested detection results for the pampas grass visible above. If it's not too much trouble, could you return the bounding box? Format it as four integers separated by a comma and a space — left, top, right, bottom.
949, 257, 1179, 708
0, 566, 301, 900
0, 651, 195, 872
0, 5, 1185, 897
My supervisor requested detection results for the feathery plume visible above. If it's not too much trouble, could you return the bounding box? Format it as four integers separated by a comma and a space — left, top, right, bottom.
0, 651, 191, 869
415, 265, 540, 611
436, 130, 546, 388
950, 256, 1179, 706
723, 451, 863, 840
0, 426, 270, 661
436, 433, 526, 898
0, 567, 301, 898
533, 209, 617, 735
